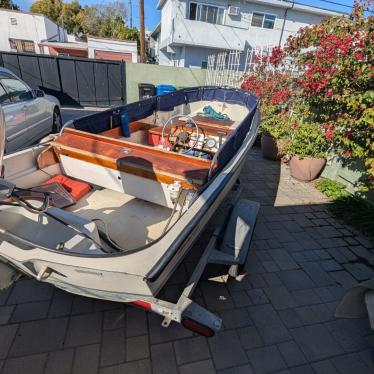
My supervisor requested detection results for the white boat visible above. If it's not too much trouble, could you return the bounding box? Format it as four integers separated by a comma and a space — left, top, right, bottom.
0, 87, 260, 335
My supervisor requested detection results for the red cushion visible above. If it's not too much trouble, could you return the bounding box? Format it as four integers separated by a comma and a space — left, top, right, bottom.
43, 175, 90, 201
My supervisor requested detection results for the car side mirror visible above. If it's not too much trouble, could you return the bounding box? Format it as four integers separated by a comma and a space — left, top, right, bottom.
33, 89, 45, 98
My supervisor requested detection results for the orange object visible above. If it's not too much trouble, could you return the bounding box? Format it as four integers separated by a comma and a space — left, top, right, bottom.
43, 175, 90, 201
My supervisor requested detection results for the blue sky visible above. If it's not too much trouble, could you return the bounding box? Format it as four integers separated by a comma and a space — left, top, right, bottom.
17, 0, 355, 32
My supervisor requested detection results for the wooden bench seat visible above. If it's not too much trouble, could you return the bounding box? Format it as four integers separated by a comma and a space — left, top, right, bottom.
53, 128, 214, 190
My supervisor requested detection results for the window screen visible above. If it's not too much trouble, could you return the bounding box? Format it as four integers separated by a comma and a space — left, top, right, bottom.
9, 38, 35, 53
189, 2, 224, 25
217, 8, 224, 24
22, 40, 35, 52
200, 5, 208, 21
251, 12, 264, 27
263, 14, 276, 29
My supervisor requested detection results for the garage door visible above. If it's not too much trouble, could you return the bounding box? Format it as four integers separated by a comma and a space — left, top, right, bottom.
94, 50, 132, 62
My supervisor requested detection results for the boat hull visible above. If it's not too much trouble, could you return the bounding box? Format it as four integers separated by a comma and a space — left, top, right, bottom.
0, 87, 260, 304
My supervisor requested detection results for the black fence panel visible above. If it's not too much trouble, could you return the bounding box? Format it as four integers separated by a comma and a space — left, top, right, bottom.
76, 60, 96, 107
0, 51, 126, 107
94, 62, 110, 107
18, 54, 42, 90
58, 58, 80, 106
38, 56, 61, 99
107, 62, 124, 106
1, 53, 21, 78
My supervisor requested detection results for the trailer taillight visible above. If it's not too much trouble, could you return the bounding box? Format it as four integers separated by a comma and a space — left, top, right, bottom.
181, 317, 215, 337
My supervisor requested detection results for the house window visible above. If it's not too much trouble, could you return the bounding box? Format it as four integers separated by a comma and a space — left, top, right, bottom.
201, 61, 208, 69
10, 17, 17, 25
190, 2, 197, 20
9, 38, 35, 53
251, 12, 276, 29
189, 2, 224, 25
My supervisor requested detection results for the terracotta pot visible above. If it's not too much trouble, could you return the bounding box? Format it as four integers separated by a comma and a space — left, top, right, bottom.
261, 134, 287, 161
289, 156, 326, 181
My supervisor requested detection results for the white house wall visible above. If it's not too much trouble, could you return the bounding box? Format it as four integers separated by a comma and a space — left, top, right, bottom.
0, 10, 67, 54
183, 46, 223, 68
158, 0, 337, 67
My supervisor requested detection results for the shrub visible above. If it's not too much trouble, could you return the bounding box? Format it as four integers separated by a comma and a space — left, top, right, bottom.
286, 121, 329, 159
241, 49, 294, 140
315, 179, 351, 200
241, 1, 373, 186
285, 1, 374, 185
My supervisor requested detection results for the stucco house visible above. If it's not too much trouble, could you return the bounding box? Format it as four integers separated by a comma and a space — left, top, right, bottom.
153, 0, 342, 68
0, 8, 138, 63
0, 8, 67, 54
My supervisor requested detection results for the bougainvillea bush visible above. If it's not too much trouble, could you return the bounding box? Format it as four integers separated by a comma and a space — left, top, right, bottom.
285, 1, 374, 186
241, 49, 294, 140
241, 1, 374, 186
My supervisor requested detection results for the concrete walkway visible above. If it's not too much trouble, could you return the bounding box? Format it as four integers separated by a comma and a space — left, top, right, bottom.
1, 148, 373, 374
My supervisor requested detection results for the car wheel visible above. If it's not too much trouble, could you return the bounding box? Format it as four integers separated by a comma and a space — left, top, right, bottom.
52, 107, 62, 133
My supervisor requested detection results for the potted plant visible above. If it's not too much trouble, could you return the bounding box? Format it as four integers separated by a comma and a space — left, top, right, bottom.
286, 121, 328, 181
284, 1, 373, 188
260, 108, 291, 160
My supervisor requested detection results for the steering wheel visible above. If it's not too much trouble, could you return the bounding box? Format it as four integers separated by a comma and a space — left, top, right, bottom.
161, 114, 200, 154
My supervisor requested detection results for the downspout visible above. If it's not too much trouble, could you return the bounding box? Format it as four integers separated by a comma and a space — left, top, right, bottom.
278, 0, 294, 47
169, 0, 176, 66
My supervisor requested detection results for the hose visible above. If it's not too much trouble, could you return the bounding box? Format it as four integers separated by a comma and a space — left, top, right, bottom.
162, 188, 184, 235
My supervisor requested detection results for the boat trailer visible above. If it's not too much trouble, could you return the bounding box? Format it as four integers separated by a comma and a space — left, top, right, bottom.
130, 195, 260, 337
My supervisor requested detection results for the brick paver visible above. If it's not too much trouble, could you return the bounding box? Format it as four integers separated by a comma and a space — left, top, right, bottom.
0, 148, 373, 373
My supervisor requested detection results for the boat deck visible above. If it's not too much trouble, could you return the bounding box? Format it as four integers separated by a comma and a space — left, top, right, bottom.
66, 188, 178, 250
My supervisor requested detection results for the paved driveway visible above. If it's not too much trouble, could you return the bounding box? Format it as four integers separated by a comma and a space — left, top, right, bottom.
0, 148, 373, 374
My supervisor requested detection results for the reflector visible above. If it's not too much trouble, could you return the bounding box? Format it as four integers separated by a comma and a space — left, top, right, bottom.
181, 317, 215, 337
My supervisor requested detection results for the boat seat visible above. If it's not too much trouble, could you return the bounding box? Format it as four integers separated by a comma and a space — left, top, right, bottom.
0, 205, 105, 254
52, 128, 214, 191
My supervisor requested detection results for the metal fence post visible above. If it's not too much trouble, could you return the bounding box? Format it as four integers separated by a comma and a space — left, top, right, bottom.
122, 61, 127, 104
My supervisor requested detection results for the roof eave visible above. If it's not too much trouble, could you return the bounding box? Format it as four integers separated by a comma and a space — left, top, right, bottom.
156, 0, 166, 10
245, 0, 344, 16
151, 23, 161, 38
